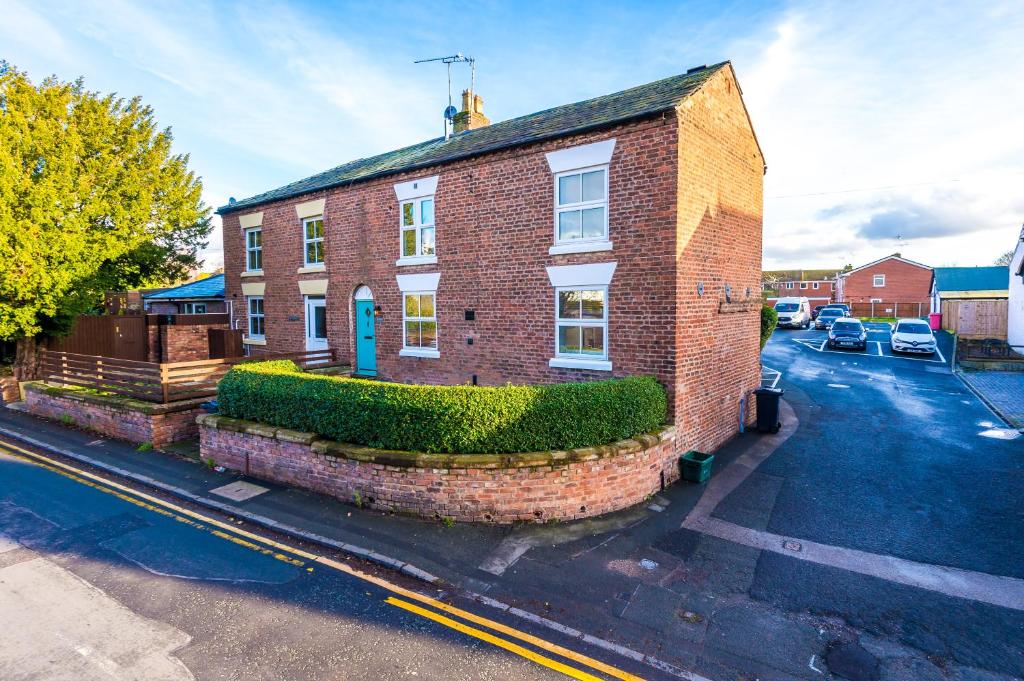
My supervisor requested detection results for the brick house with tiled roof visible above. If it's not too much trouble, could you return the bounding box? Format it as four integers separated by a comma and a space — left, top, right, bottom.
217, 62, 765, 453
836, 255, 932, 308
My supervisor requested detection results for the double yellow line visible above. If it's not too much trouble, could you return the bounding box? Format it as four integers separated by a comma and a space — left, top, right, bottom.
0, 438, 644, 681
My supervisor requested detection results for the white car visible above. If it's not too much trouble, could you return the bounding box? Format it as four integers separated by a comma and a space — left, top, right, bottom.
890, 318, 937, 354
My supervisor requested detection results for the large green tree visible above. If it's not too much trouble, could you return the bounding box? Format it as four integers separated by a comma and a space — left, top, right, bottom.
0, 63, 210, 375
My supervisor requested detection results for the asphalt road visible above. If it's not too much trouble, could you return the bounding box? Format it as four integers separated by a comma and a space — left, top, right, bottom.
750, 325, 1023, 577
0, 439, 647, 681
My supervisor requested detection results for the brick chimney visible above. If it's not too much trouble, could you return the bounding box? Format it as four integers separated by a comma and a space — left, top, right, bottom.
453, 89, 490, 133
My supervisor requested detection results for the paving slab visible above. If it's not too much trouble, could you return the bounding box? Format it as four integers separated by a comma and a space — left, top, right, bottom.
959, 370, 1024, 428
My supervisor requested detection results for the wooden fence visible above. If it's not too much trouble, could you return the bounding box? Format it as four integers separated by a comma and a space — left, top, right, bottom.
47, 315, 148, 360
40, 348, 340, 403
940, 299, 1007, 339
46, 313, 233, 362
847, 301, 928, 319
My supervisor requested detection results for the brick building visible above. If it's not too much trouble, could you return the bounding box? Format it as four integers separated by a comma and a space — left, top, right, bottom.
763, 268, 838, 309
217, 62, 765, 453
836, 255, 932, 306
142, 274, 226, 315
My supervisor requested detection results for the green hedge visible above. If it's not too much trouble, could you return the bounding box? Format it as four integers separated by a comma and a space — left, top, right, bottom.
761, 305, 778, 349
217, 361, 667, 454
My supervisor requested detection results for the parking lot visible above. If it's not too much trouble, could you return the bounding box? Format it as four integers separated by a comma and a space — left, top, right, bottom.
786, 321, 951, 365
736, 323, 1024, 676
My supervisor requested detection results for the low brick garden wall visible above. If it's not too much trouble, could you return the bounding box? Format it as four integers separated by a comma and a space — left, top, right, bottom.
1, 376, 18, 404
24, 382, 207, 448
198, 413, 679, 523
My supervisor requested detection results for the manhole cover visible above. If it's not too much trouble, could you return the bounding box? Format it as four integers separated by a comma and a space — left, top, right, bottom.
210, 480, 269, 502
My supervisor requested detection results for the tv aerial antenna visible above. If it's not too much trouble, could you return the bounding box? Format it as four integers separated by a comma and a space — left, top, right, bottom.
414, 53, 476, 140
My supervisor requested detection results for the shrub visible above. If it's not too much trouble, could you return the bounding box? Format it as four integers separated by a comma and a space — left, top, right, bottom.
760, 305, 778, 349
217, 361, 668, 454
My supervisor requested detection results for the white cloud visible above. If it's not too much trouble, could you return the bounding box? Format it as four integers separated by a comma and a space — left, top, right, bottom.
735, 0, 1024, 269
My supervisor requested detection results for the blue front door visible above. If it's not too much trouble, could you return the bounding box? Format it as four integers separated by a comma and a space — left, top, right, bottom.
355, 300, 376, 376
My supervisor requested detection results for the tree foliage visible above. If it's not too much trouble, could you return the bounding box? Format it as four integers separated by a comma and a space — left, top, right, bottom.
760, 304, 778, 350
0, 62, 210, 341
994, 250, 1014, 266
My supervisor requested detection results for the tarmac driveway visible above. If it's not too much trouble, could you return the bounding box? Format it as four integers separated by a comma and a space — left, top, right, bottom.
749, 326, 1024, 578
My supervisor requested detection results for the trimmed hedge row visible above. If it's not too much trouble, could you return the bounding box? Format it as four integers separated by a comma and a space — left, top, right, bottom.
217, 360, 667, 454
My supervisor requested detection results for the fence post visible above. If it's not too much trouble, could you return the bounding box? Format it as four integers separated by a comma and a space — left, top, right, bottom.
894, 302, 899, 318
160, 365, 169, 404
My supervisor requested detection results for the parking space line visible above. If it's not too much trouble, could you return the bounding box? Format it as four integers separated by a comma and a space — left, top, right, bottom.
874, 341, 883, 356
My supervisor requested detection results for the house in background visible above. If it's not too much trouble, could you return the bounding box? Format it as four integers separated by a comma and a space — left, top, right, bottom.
143, 274, 226, 315
217, 61, 765, 453
762, 269, 838, 309
836, 254, 932, 314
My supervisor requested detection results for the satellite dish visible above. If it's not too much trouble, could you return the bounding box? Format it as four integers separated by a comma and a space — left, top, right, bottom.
443, 105, 458, 121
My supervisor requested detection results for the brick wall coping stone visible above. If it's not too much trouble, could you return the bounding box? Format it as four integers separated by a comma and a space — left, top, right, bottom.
196, 412, 675, 470
24, 381, 208, 414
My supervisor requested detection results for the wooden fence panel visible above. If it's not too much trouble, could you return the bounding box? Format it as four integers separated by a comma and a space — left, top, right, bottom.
208, 328, 244, 359
943, 299, 1008, 339
46, 316, 148, 361
847, 301, 927, 319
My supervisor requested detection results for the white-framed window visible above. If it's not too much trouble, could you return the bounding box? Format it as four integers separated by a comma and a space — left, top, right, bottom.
787, 282, 794, 289
555, 287, 608, 361
555, 166, 608, 245
870, 298, 883, 303
245, 227, 262, 272
402, 292, 437, 352
182, 302, 207, 314
400, 197, 435, 260
247, 296, 265, 338
303, 216, 325, 266
812, 282, 819, 289
873, 274, 885, 287
800, 282, 808, 289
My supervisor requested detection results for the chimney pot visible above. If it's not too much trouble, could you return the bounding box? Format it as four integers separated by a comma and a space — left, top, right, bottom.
453, 89, 490, 134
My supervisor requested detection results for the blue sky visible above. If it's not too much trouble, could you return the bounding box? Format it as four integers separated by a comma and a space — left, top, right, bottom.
4, 0, 1023, 271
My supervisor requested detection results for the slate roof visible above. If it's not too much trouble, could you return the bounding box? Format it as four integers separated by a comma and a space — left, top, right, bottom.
143, 274, 225, 300
932, 266, 1008, 292
763, 269, 839, 282
218, 62, 731, 215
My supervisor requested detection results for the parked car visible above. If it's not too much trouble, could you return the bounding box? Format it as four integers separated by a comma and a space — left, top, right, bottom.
774, 297, 811, 329
811, 305, 826, 320
889, 318, 937, 354
828, 318, 867, 350
814, 307, 846, 330
822, 303, 851, 317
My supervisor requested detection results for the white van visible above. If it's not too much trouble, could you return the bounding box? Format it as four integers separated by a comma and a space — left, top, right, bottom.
774, 297, 811, 329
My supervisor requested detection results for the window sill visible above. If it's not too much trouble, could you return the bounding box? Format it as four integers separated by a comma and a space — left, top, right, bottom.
548, 357, 612, 371
400, 347, 440, 359
240, 270, 263, 278
243, 337, 267, 346
395, 255, 438, 267
297, 265, 326, 274
548, 240, 613, 256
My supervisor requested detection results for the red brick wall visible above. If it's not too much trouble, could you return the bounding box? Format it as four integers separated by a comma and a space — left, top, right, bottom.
221, 66, 763, 449
24, 384, 204, 448
1, 376, 18, 403
674, 67, 765, 453
840, 259, 932, 305
199, 416, 678, 523
146, 323, 229, 363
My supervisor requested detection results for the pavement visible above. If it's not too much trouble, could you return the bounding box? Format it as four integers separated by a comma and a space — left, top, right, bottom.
958, 370, 1024, 429
2, 323, 1023, 680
